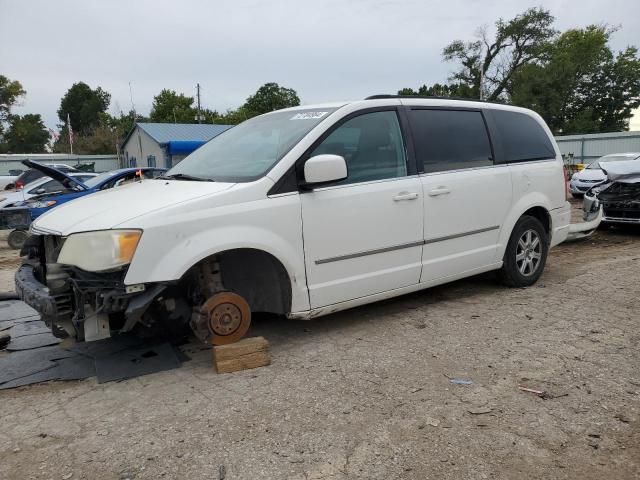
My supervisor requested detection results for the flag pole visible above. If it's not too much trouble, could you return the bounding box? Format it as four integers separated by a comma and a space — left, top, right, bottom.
67, 113, 74, 155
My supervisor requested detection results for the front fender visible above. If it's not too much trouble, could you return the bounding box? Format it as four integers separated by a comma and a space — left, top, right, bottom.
123, 194, 310, 312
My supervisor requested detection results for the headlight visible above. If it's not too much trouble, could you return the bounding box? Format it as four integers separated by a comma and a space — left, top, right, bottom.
30, 200, 57, 208
57, 230, 142, 272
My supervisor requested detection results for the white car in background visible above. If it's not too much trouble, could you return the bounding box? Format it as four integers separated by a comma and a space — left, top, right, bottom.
0, 175, 20, 190
569, 152, 640, 197
0, 173, 97, 208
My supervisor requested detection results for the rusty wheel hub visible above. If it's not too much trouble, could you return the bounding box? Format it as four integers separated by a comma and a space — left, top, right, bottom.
201, 292, 251, 345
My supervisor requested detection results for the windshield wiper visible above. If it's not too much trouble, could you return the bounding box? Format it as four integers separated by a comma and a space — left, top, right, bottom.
159, 173, 214, 182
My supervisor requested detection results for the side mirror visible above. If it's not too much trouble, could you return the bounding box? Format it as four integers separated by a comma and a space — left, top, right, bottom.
303, 154, 347, 186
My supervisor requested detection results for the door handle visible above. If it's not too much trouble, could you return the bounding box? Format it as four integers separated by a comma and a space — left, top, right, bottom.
428, 186, 451, 197
392, 192, 419, 201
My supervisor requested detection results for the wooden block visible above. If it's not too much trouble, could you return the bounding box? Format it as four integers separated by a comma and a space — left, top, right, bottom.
213, 336, 270, 373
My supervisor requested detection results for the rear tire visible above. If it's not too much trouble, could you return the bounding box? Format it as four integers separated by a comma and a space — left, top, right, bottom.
7, 229, 28, 250
498, 216, 548, 288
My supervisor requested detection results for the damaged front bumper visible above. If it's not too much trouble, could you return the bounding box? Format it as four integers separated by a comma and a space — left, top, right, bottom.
15, 234, 166, 341
584, 182, 640, 225
565, 205, 603, 241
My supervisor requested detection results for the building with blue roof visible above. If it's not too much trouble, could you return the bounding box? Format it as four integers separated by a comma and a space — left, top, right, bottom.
121, 122, 233, 169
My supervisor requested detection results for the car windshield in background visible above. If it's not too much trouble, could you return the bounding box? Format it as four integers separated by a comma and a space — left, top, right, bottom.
166, 108, 338, 182
83, 171, 118, 188
588, 155, 639, 169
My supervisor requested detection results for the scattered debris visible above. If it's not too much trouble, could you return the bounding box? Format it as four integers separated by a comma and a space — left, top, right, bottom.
468, 407, 493, 415
519, 386, 546, 396
518, 385, 568, 400
615, 413, 631, 423
418, 416, 440, 429
449, 378, 473, 385
410, 387, 423, 393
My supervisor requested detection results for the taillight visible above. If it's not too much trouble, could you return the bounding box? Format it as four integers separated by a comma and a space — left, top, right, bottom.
15, 181, 23, 190
563, 167, 570, 201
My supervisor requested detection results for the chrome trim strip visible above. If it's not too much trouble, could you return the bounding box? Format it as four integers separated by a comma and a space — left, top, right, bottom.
315, 225, 500, 264
315, 240, 424, 265
424, 225, 500, 244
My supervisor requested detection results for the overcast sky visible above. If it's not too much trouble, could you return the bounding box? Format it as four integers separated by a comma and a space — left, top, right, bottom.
1, 0, 639, 130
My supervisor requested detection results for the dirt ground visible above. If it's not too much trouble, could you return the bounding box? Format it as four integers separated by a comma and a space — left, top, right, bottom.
0, 204, 639, 480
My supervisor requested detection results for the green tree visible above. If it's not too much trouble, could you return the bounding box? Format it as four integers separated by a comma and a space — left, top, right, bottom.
0, 75, 26, 136
215, 106, 254, 125
510, 26, 640, 134
243, 83, 300, 115
107, 110, 148, 137
397, 83, 475, 98
53, 123, 120, 155
443, 7, 556, 100
0, 114, 49, 153
57, 82, 111, 133
149, 89, 197, 123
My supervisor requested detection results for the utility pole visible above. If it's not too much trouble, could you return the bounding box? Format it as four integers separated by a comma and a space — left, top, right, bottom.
196, 83, 202, 124
129, 82, 137, 119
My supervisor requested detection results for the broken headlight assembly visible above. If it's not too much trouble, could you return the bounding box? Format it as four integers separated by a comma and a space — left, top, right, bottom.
29, 200, 57, 208
57, 229, 142, 272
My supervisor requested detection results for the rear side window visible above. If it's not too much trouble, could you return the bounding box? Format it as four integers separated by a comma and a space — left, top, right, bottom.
492, 110, 555, 162
409, 109, 493, 173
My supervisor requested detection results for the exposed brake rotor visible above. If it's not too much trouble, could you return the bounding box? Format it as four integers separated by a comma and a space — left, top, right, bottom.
200, 292, 251, 345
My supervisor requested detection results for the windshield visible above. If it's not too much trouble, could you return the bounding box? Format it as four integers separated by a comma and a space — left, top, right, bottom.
587, 155, 639, 169
167, 108, 338, 182
83, 171, 119, 188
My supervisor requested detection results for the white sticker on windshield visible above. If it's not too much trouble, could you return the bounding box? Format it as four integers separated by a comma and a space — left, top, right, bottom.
290, 111, 329, 120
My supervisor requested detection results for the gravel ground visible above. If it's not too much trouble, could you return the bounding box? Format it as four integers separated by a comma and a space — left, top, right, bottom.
0, 205, 639, 480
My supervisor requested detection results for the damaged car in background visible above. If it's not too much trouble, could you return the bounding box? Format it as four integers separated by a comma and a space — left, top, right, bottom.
584, 160, 640, 227
16, 97, 571, 346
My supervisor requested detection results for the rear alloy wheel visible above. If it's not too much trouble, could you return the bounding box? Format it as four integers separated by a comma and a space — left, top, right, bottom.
7, 229, 28, 250
515, 229, 542, 277
498, 216, 548, 287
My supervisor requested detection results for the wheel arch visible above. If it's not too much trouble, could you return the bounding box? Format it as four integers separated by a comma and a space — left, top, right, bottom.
521, 206, 551, 238
187, 247, 293, 315
499, 195, 553, 259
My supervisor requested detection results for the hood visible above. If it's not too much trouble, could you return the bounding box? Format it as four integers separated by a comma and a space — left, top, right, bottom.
601, 159, 640, 183
22, 160, 87, 191
574, 168, 606, 181
32, 179, 235, 235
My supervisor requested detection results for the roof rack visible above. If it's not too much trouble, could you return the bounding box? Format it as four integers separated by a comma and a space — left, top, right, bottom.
364, 94, 506, 105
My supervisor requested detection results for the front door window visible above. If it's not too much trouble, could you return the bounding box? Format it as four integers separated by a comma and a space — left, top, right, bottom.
309, 111, 407, 185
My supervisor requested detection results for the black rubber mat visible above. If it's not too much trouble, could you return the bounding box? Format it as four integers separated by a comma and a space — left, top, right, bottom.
0, 300, 188, 389
94, 342, 182, 383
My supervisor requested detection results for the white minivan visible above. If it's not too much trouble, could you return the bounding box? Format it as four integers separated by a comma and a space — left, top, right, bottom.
16, 96, 571, 344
